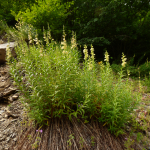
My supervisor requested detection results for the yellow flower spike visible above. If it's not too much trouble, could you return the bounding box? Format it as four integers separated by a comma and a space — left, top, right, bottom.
83, 45, 88, 60
33, 30, 40, 45
28, 29, 33, 44
121, 53, 127, 68
104, 51, 109, 62
71, 31, 77, 50
90, 44, 95, 60
6, 45, 11, 62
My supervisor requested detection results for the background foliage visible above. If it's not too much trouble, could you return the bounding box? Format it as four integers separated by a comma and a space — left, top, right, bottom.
0, 0, 150, 64
0, 0, 36, 25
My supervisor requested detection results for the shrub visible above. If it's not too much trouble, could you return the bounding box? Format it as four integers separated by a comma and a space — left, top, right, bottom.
9, 25, 140, 135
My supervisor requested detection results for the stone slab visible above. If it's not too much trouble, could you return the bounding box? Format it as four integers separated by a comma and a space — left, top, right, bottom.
0, 42, 17, 63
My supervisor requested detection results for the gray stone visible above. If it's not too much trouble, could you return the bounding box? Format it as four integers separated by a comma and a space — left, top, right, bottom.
12, 94, 19, 101
0, 110, 5, 115
0, 42, 17, 63
8, 96, 13, 102
13, 138, 17, 142
4, 114, 8, 118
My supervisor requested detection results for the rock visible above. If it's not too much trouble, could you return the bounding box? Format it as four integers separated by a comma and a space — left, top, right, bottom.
4, 114, 8, 118
0, 79, 10, 89
0, 42, 17, 63
12, 94, 19, 101
0, 71, 7, 76
0, 110, 5, 115
3, 87, 17, 97
13, 138, 17, 142
7, 112, 19, 119
10, 133, 16, 138
8, 97, 13, 102
6, 137, 10, 142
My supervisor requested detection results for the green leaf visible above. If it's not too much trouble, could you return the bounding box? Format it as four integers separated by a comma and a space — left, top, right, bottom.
94, 18, 98, 22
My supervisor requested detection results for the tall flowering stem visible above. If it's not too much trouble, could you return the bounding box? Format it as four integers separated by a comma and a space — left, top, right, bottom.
104, 51, 109, 62
119, 53, 127, 81
83, 45, 88, 60
90, 45, 95, 60
71, 31, 77, 50
28, 28, 33, 44
61, 26, 67, 50
121, 53, 127, 68
34, 30, 40, 45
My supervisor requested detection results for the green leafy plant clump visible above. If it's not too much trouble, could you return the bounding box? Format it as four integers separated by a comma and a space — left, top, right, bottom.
9, 24, 140, 134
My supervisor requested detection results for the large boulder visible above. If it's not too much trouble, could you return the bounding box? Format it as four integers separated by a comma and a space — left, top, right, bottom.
0, 42, 17, 63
